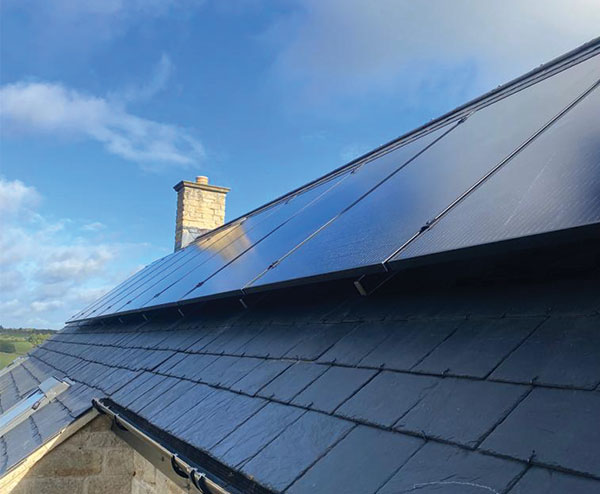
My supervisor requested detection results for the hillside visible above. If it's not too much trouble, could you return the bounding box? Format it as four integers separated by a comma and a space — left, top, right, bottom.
0, 327, 55, 369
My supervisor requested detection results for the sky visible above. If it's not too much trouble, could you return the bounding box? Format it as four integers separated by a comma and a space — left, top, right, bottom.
1, 0, 599, 329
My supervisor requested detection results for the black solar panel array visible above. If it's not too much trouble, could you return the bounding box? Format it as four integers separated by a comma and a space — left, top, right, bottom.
71, 46, 600, 322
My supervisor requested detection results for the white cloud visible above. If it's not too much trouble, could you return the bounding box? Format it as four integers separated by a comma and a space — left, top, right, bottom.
0, 177, 157, 329
81, 221, 106, 232
0, 178, 41, 215
116, 53, 174, 104
0, 81, 205, 167
265, 0, 600, 110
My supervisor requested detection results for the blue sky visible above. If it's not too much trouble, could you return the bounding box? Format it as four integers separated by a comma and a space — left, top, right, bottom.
1, 0, 599, 328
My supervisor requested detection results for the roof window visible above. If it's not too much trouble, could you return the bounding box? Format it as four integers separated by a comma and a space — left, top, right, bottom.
0, 376, 70, 436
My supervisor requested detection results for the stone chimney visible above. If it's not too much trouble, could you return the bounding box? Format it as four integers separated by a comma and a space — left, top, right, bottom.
173, 176, 230, 251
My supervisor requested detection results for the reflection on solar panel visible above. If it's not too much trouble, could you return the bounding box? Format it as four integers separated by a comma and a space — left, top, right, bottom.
396, 84, 600, 261
247, 52, 600, 290
70, 43, 600, 322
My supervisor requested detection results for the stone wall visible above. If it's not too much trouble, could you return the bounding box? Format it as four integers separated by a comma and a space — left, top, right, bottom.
173, 176, 229, 250
2, 414, 188, 494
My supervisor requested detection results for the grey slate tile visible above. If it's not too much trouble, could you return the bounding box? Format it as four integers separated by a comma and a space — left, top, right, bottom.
158, 329, 207, 351
154, 352, 188, 374
185, 327, 229, 353
0, 377, 20, 412
112, 373, 166, 408
397, 378, 529, 447
241, 411, 353, 492
110, 371, 155, 405
491, 315, 600, 389
235, 323, 313, 358
150, 383, 215, 430
212, 402, 303, 468
140, 379, 196, 421
58, 383, 97, 417
337, 371, 440, 428
32, 401, 73, 443
414, 317, 542, 378
257, 362, 329, 403
127, 375, 181, 413
379, 441, 525, 494
198, 355, 264, 387
283, 323, 353, 361
229, 360, 292, 396
98, 367, 141, 395
318, 321, 393, 365
2, 418, 41, 473
359, 319, 463, 370
292, 366, 377, 413
481, 388, 600, 477
508, 467, 600, 494
201, 324, 264, 355
171, 391, 266, 450
165, 353, 220, 380
288, 425, 423, 494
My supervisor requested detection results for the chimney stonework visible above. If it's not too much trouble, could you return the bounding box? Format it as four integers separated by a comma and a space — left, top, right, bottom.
173, 176, 229, 251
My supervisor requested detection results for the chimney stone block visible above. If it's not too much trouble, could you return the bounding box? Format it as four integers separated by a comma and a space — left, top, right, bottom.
173, 177, 229, 251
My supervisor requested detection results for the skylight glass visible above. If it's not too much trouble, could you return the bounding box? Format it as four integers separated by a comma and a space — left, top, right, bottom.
0, 376, 70, 437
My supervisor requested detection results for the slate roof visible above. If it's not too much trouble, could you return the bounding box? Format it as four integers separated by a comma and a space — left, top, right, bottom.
1, 40, 600, 493
1, 263, 599, 492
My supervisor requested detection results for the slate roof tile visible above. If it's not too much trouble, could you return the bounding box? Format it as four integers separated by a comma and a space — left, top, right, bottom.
126, 375, 180, 414
235, 324, 314, 359
282, 323, 353, 361
257, 361, 329, 403
413, 317, 543, 378
32, 401, 72, 443
481, 388, 600, 477
287, 425, 424, 494
158, 330, 207, 351
358, 319, 463, 370
229, 360, 292, 396
211, 402, 304, 469
292, 366, 377, 413
185, 327, 230, 353
378, 442, 525, 494
2, 418, 41, 474
396, 378, 530, 447
112, 372, 166, 408
137, 379, 196, 421
490, 315, 600, 389
317, 321, 393, 365
170, 390, 267, 451
199, 355, 265, 387
58, 383, 99, 418
241, 411, 354, 492
337, 371, 439, 428
149, 382, 216, 428
508, 467, 600, 494
200, 324, 265, 355
164, 353, 220, 380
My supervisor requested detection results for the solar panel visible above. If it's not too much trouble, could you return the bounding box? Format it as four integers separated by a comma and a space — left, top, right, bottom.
93, 171, 350, 316
396, 84, 600, 262
178, 123, 453, 302
77, 225, 232, 319
246, 53, 600, 292
92, 217, 249, 316
70, 45, 600, 322
71, 254, 168, 320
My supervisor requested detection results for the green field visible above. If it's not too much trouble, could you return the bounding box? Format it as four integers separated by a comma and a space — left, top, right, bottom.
0, 328, 54, 369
